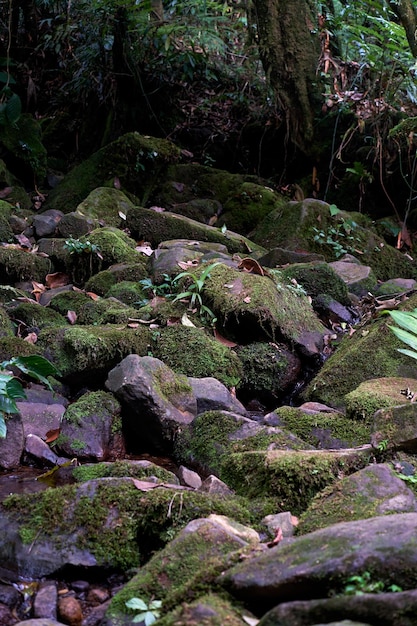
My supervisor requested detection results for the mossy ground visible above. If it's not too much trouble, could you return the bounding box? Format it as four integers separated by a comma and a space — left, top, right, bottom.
72, 460, 178, 484
6, 301, 67, 330
344, 377, 417, 422
0, 248, 52, 284
281, 262, 350, 306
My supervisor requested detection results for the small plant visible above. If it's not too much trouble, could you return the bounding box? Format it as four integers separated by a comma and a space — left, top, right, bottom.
376, 438, 389, 452
0, 355, 58, 438
125, 597, 162, 625
343, 571, 402, 595
388, 308, 417, 361
64, 236, 102, 258
138, 274, 177, 302
312, 204, 361, 259
172, 262, 220, 325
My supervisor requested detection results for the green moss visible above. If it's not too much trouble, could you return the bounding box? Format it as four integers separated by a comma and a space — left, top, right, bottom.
6, 301, 67, 330
152, 363, 193, 400
274, 406, 370, 447
76, 187, 135, 227
0, 247, 52, 284
49, 291, 141, 325
0, 305, 15, 337
0, 336, 40, 361
303, 300, 417, 409
156, 593, 250, 626
155, 326, 243, 387
344, 377, 414, 422
84, 270, 117, 296
219, 182, 286, 234
72, 460, 178, 484
281, 262, 350, 305
64, 390, 120, 426
220, 449, 371, 515
105, 281, 146, 306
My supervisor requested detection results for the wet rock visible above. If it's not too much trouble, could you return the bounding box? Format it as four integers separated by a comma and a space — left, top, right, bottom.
34, 581, 58, 620
188, 376, 247, 415
376, 277, 417, 296
24, 434, 68, 466
262, 511, 297, 538
329, 259, 376, 297
106, 355, 197, 453
297, 463, 417, 534
81, 599, 111, 626
258, 590, 417, 626
32, 210, 63, 238
14, 621, 67, 626
372, 402, 417, 451
58, 595, 83, 626
258, 247, 325, 267
345, 377, 416, 422
18, 402, 65, 439
199, 475, 234, 495
0, 413, 24, 469
178, 465, 202, 489
220, 513, 417, 608
56, 212, 93, 239
0, 603, 16, 626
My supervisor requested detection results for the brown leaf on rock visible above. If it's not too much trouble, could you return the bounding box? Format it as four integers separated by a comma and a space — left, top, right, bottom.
267, 527, 283, 548
86, 292, 100, 301
67, 310, 77, 324
31, 281, 46, 302
46, 272, 70, 289
177, 259, 200, 270
45, 428, 60, 443
238, 258, 265, 276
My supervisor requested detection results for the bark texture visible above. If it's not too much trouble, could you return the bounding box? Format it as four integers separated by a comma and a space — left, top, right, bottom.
251, 0, 322, 151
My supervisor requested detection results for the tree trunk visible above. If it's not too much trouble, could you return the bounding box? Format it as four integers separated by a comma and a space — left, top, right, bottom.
389, 0, 417, 58
250, 0, 322, 152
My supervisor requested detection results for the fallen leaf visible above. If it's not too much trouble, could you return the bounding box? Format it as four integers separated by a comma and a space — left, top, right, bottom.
213, 328, 237, 347
181, 312, 196, 327
208, 215, 218, 226
172, 181, 185, 192
291, 515, 299, 526
14, 233, 32, 248
149, 205, 165, 213
238, 258, 266, 276
167, 317, 181, 326
24, 332, 38, 344
127, 322, 139, 328
113, 177, 121, 189
67, 310, 77, 324
243, 296, 251, 304
31, 281, 46, 302
44, 428, 60, 443
178, 259, 200, 270
45, 272, 70, 289
136, 244, 154, 256
267, 527, 283, 548
118, 210, 126, 221
86, 292, 100, 301
242, 616, 259, 626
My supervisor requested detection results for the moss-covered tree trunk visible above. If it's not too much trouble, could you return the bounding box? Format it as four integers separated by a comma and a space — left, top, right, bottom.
250, 0, 322, 152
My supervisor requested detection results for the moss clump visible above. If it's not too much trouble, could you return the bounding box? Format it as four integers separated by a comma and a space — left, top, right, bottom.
63, 390, 119, 426
83, 270, 117, 296
220, 448, 371, 515
0, 247, 51, 284
105, 281, 146, 306
37, 324, 150, 382
49, 291, 140, 325
0, 336, 40, 361
273, 406, 370, 448
236, 342, 300, 406
0, 305, 15, 337
156, 594, 251, 626
303, 297, 417, 409
4, 479, 253, 570
219, 182, 286, 234
281, 262, 350, 306
345, 377, 416, 422
155, 326, 243, 388
72, 460, 178, 484
76, 187, 135, 227
6, 301, 67, 330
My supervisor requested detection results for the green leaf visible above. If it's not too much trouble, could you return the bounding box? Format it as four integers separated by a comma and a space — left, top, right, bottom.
397, 348, 417, 361
7, 355, 58, 388
126, 598, 148, 611
0, 395, 19, 415
329, 204, 340, 216
0, 413, 6, 438
389, 309, 417, 334
5, 377, 26, 400
389, 326, 417, 353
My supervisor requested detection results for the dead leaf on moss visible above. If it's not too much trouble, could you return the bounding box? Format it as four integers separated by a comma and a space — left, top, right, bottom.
86, 292, 100, 301
24, 332, 38, 344
15, 233, 32, 248
181, 312, 196, 327
31, 281, 46, 302
45, 272, 70, 289
238, 258, 265, 276
177, 259, 200, 270
213, 328, 237, 347
67, 310, 77, 324
243, 296, 251, 304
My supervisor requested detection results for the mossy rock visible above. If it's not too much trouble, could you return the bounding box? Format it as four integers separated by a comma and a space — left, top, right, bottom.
126, 205, 265, 255
75, 187, 135, 227
250, 198, 417, 281
236, 342, 301, 407
156, 593, 253, 626
5, 301, 67, 330
0, 305, 15, 337
272, 406, 371, 448
297, 463, 417, 535
302, 295, 417, 409
72, 460, 179, 485
0, 336, 41, 361
3, 479, 253, 573
1, 114, 47, 180
36, 324, 151, 383
220, 448, 372, 515
49, 290, 140, 325
219, 181, 287, 234
0, 201, 14, 243
0, 247, 52, 284
105, 518, 254, 625
281, 262, 351, 306
203, 264, 326, 351
344, 377, 417, 422
45, 132, 182, 213
105, 281, 146, 307
154, 326, 243, 388
84, 261, 148, 297
174, 410, 312, 478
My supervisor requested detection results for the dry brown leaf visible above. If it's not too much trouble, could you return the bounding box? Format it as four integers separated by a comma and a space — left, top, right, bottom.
181, 312, 196, 327
167, 316, 181, 326
67, 310, 77, 324
31, 281, 46, 302
127, 322, 140, 328
243, 296, 251, 304
86, 291, 100, 301
177, 260, 199, 270
135, 243, 154, 256
208, 215, 218, 226
291, 515, 299, 526
267, 527, 283, 548
24, 332, 38, 344
45, 428, 60, 443
238, 258, 265, 276
45, 272, 70, 289
213, 328, 237, 347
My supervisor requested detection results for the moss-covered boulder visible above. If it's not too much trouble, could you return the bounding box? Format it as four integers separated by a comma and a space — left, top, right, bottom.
281, 262, 351, 306
126, 205, 265, 255
344, 377, 417, 422
72, 459, 179, 485
271, 406, 370, 448
302, 297, 417, 409
104, 516, 257, 626
219, 181, 286, 234
154, 326, 243, 388
250, 198, 417, 281
203, 264, 327, 357
0, 478, 254, 578
0, 304, 15, 337
372, 402, 417, 451
0, 336, 41, 361
220, 447, 372, 515
0, 200, 14, 243
235, 342, 301, 407
75, 187, 135, 228
156, 593, 254, 626
45, 133, 182, 212
5, 300, 67, 331
57, 391, 123, 461
105, 281, 145, 307
297, 463, 417, 535
48, 290, 140, 325
174, 410, 314, 479
36, 324, 150, 383
0, 247, 52, 284
84, 261, 148, 296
